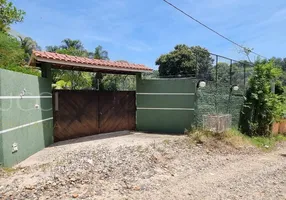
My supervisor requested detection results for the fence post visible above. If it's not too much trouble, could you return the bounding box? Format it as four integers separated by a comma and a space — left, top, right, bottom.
195, 52, 198, 78
243, 63, 246, 86
228, 60, 233, 114
215, 55, 218, 114
229, 60, 232, 86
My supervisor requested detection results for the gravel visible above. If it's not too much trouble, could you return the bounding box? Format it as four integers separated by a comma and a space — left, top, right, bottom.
0, 132, 285, 200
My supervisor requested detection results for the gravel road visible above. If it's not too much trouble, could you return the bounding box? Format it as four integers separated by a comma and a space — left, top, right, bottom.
0, 132, 285, 200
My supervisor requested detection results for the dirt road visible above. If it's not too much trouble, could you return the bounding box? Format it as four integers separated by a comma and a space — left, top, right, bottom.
0, 132, 285, 200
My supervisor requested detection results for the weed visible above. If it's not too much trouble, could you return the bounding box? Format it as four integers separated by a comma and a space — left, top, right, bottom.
1, 167, 18, 174
188, 128, 286, 150
249, 134, 286, 150
163, 139, 170, 145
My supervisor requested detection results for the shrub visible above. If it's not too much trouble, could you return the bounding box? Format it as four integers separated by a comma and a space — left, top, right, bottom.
0, 31, 25, 66
239, 61, 286, 136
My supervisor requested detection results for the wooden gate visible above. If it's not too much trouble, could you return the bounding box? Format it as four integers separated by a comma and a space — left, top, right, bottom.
53, 90, 136, 142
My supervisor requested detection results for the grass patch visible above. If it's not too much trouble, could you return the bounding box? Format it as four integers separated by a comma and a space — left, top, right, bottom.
188, 128, 286, 150
249, 134, 286, 149
0, 167, 18, 175
188, 129, 250, 149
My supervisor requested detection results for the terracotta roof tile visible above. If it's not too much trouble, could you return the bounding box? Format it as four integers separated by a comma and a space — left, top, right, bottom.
30, 51, 152, 72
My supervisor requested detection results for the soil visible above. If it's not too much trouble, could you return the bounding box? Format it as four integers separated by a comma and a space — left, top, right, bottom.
0, 132, 285, 200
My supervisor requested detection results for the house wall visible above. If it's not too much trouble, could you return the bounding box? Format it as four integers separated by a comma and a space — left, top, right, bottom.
136, 75, 196, 133
0, 65, 53, 167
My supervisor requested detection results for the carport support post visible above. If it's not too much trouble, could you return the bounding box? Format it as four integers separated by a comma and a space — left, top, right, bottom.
40, 63, 52, 80
136, 73, 142, 91
135, 73, 142, 130
39, 62, 54, 145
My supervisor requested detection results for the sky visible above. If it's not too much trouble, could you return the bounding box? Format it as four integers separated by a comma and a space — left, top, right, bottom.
10, 0, 286, 69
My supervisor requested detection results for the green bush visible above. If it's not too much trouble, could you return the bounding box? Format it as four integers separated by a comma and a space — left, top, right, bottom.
0, 65, 40, 76
0, 31, 25, 66
239, 61, 286, 136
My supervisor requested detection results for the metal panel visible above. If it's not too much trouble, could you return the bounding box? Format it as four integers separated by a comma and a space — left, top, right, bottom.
137, 109, 194, 133
137, 94, 195, 108
137, 78, 196, 93
136, 76, 196, 133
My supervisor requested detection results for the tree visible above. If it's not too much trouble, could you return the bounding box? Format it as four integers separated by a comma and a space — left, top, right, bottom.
100, 74, 136, 91
91, 45, 109, 90
56, 48, 88, 57
270, 57, 286, 85
18, 36, 41, 62
0, 32, 40, 76
0, 32, 24, 66
93, 45, 109, 60
61, 38, 84, 50
191, 46, 213, 79
0, 0, 25, 32
156, 44, 212, 78
143, 70, 159, 79
54, 48, 92, 89
46, 45, 60, 52
45, 39, 92, 89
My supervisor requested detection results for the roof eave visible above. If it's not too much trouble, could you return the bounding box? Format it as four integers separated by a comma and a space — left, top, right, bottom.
30, 56, 153, 74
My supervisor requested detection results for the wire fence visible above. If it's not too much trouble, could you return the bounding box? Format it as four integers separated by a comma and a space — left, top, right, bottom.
194, 53, 253, 128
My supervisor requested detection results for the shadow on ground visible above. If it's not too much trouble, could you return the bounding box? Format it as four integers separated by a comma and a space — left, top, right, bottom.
49, 131, 133, 147
49, 131, 185, 148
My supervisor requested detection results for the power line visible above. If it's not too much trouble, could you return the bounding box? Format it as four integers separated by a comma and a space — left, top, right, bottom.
163, 0, 267, 59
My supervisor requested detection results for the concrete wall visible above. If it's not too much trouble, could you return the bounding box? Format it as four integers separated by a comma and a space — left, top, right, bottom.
0, 65, 53, 167
136, 75, 196, 133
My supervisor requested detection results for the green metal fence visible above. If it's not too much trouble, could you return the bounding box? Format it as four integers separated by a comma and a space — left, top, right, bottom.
136, 75, 196, 133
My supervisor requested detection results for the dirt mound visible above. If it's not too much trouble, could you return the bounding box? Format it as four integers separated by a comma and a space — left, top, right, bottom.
0, 135, 285, 200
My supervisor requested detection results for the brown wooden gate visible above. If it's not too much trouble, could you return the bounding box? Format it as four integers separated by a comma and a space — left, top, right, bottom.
53, 90, 136, 142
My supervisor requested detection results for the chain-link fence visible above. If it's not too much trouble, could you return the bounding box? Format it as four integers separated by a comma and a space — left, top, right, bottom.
195, 53, 253, 128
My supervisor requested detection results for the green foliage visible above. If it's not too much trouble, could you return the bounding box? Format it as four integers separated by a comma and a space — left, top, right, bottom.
53, 47, 92, 89
189, 128, 286, 150
0, 32, 40, 76
101, 74, 135, 91
52, 80, 71, 89
0, 31, 25, 66
249, 135, 286, 150
60, 38, 84, 50
46, 45, 60, 52
47, 38, 135, 91
56, 48, 88, 57
156, 45, 212, 77
142, 70, 159, 79
0, 65, 40, 76
18, 36, 41, 62
239, 61, 286, 136
93, 45, 109, 60
0, 0, 25, 32
212, 62, 253, 86
60, 71, 92, 90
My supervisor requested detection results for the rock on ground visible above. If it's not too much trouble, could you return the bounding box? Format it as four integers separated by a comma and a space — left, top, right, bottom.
0, 133, 285, 200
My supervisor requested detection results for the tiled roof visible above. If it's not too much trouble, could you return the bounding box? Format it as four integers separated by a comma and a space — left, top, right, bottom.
29, 51, 152, 73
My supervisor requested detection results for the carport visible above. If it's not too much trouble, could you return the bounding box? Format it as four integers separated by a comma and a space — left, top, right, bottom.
29, 51, 152, 141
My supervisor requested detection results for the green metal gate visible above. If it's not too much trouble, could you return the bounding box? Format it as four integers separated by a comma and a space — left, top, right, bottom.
136, 75, 196, 133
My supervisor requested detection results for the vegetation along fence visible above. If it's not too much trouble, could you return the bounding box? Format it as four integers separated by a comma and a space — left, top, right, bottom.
195, 53, 253, 127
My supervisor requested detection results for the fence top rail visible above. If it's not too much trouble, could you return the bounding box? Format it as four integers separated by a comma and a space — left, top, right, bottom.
209, 52, 254, 66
